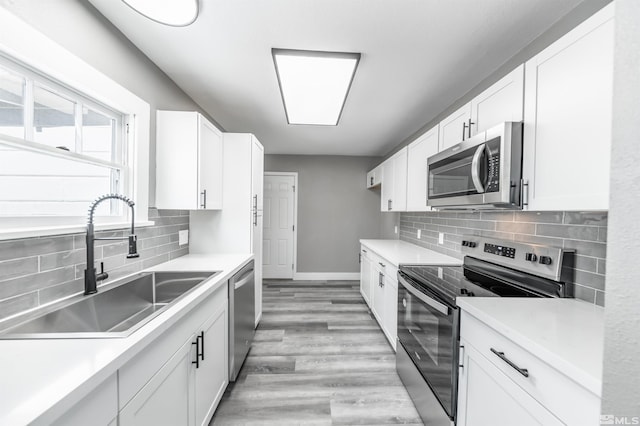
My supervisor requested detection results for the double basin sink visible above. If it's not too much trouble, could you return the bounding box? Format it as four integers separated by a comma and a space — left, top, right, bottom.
0, 271, 219, 339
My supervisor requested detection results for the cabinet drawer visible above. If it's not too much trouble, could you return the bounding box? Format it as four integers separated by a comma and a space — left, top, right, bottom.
460, 311, 600, 425
119, 283, 227, 407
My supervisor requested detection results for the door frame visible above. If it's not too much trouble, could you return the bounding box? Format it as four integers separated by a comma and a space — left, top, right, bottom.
263, 172, 298, 278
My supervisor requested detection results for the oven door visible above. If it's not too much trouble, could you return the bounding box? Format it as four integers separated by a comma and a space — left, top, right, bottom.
397, 271, 458, 419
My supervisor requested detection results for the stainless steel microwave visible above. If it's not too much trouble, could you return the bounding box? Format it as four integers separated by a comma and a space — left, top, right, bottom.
427, 122, 523, 209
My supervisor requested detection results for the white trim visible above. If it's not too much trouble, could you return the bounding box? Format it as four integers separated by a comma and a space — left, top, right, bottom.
264, 171, 298, 278
0, 8, 150, 236
292, 272, 360, 281
254, 312, 262, 328
0, 221, 155, 241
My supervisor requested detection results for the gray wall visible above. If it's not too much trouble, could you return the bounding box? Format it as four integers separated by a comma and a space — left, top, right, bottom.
265, 155, 396, 273
382, 0, 612, 159
399, 211, 607, 305
0, 209, 188, 322
601, 0, 640, 418
1, 0, 222, 207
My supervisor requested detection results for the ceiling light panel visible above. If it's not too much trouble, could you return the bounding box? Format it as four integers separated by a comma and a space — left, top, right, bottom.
272, 49, 360, 126
121, 0, 199, 27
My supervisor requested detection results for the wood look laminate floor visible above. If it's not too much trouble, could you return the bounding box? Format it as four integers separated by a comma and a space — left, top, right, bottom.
210, 280, 423, 426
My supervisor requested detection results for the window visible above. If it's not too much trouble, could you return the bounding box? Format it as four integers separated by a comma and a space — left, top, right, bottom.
0, 55, 128, 223
0, 7, 151, 238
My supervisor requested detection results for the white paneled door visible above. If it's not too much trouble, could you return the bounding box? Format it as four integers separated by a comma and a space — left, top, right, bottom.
263, 174, 296, 279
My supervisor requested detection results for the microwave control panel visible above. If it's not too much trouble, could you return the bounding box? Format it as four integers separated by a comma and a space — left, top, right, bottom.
485, 138, 501, 193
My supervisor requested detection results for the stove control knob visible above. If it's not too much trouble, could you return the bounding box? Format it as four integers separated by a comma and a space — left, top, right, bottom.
468, 241, 477, 248
525, 253, 538, 262
462, 240, 469, 247
539, 256, 553, 265
460, 288, 468, 295
468, 291, 475, 297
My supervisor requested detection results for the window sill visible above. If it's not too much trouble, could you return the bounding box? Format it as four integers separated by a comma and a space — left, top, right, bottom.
0, 221, 156, 241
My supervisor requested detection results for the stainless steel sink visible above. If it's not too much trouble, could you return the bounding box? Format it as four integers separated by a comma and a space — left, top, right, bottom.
0, 271, 219, 339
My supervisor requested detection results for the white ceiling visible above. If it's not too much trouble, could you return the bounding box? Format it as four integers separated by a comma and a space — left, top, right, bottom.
88, 0, 583, 156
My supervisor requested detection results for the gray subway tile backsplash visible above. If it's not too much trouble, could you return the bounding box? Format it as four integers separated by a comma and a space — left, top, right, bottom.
400, 210, 607, 306
0, 208, 189, 322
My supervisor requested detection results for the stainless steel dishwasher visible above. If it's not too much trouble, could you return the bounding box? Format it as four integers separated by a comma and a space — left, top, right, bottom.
228, 260, 255, 381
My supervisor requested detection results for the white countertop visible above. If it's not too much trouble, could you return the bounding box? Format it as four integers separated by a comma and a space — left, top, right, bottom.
360, 239, 461, 266
456, 297, 604, 396
0, 253, 252, 426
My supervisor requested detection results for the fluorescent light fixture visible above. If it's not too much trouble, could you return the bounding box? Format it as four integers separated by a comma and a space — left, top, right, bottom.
272, 49, 361, 126
121, 0, 199, 27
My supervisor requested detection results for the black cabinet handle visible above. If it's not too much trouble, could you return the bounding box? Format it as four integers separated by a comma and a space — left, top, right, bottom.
490, 348, 529, 377
462, 122, 467, 141
192, 338, 200, 368
467, 118, 475, 138
200, 331, 205, 361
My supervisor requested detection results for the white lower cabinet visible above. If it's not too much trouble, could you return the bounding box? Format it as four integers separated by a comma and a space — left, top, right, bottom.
120, 337, 196, 426
359, 247, 372, 304
457, 341, 562, 426
194, 305, 228, 426
119, 280, 230, 426
361, 245, 398, 351
457, 311, 601, 426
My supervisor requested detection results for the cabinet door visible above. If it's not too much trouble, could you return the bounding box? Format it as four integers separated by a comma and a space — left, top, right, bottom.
471, 64, 524, 136
360, 249, 372, 304
522, 5, 613, 211
198, 116, 223, 210
382, 276, 398, 351
156, 111, 199, 210
372, 268, 385, 325
392, 148, 408, 212
251, 138, 264, 211
253, 212, 263, 326
194, 304, 228, 426
381, 158, 394, 212
457, 342, 563, 426
439, 102, 472, 150
120, 337, 196, 426
406, 126, 439, 211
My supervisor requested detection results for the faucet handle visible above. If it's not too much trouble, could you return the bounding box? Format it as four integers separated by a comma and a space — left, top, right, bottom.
96, 262, 109, 282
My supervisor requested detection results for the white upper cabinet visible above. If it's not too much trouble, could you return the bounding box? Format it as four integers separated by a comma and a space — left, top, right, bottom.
366, 164, 382, 188
406, 125, 439, 211
470, 64, 524, 136
381, 147, 408, 212
439, 102, 472, 150
156, 111, 223, 210
523, 4, 614, 211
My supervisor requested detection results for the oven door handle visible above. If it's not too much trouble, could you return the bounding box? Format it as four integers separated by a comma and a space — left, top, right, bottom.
471, 144, 486, 194
399, 274, 450, 315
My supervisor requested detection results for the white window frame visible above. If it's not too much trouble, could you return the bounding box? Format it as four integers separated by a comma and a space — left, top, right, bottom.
0, 7, 152, 240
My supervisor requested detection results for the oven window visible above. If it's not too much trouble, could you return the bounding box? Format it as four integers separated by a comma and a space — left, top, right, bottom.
408, 304, 441, 365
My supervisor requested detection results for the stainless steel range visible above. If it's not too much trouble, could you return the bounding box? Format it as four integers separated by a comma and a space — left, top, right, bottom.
396, 236, 575, 425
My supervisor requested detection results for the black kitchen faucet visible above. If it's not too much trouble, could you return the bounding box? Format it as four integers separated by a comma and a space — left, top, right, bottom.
84, 194, 139, 295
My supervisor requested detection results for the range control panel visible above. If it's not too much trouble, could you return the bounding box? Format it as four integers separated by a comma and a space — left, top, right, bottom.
484, 243, 515, 259
460, 234, 574, 282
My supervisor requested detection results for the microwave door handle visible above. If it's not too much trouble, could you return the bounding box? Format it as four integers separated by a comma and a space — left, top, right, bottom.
471, 144, 486, 193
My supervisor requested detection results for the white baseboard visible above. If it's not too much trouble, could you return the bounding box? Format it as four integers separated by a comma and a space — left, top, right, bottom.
292, 272, 360, 281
